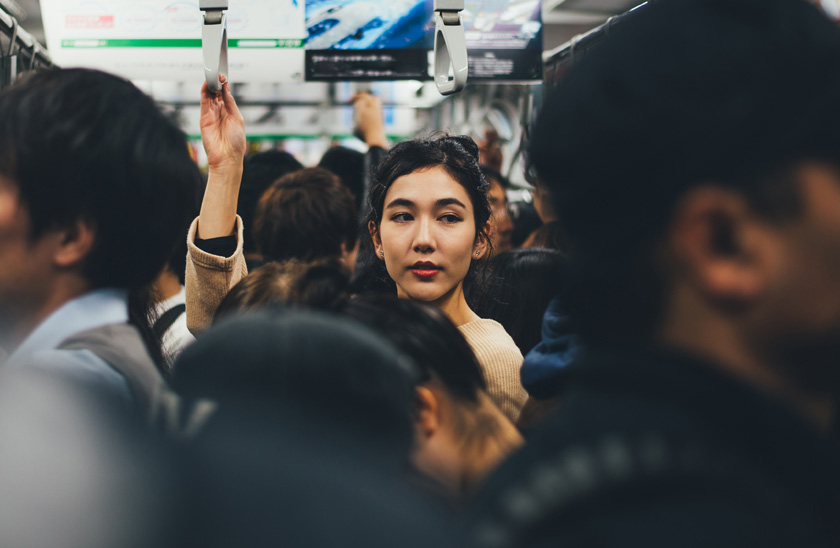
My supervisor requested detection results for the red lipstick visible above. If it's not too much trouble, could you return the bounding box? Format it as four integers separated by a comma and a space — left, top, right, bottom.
410, 261, 440, 279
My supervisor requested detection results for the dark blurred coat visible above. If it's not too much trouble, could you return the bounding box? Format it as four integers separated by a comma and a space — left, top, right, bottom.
468, 347, 840, 548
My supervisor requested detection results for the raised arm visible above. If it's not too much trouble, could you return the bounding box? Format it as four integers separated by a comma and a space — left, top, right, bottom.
197, 76, 247, 239
352, 92, 388, 150
185, 77, 248, 335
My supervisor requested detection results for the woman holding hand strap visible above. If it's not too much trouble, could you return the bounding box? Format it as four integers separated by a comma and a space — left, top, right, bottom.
183, 83, 526, 421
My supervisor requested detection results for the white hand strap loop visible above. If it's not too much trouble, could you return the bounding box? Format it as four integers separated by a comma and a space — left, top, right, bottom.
434, 0, 468, 96
200, 0, 229, 92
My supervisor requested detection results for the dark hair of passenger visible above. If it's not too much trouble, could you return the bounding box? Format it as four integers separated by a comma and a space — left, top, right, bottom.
239, 151, 304, 254
319, 146, 366, 210
214, 259, 350, 323
253, 167, 358, 263
509, 200, 543, 248
128, 285, 168, 376
0, 68, 200, 290
341, 295, 487, 403
526, 221, 569, 253
479, 165, 511, 190
360, 135, 492, 291
134, 176, 204, 377
471, 248, 566, 355
172, 310, 421, 467
529, 0, 840, 345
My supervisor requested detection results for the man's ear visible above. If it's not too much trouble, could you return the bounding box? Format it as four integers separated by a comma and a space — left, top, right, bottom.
669, 187, 766, 305
414, 386, 440, 438
52, 219, 96, 269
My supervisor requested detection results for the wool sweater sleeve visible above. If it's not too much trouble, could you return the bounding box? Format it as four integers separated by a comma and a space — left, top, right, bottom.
184, 215, 248, 336
459, 319, 528, 423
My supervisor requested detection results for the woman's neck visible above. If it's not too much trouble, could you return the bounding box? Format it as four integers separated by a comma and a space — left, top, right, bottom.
433, 283, 479, 327
397, 282, 479, 326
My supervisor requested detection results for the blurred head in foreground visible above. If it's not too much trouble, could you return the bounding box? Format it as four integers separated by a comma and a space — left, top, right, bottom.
531, 0, 840, 409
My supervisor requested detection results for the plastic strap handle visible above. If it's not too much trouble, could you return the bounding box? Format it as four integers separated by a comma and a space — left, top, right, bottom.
434, 0, 468, 96
1, 18, 18, 87
200, 0, 229, 92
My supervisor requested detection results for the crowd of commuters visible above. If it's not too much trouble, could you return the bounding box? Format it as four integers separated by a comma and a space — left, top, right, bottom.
0, 0, 838, 545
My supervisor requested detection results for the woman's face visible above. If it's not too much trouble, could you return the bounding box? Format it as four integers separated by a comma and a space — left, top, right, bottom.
373, 166, 480, 303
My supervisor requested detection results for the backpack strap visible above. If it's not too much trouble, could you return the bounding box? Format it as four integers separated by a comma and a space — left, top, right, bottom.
153, 303, 186, 341
58, 323, 165, 416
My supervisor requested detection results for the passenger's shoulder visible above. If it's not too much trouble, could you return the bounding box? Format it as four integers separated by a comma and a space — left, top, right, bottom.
460, 318, 514, 342
15, 348, 132, 400
460, 319, 523, 362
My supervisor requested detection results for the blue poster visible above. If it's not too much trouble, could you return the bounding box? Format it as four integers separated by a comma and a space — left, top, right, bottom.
304, 0, 433, 80
304, 0, 542, 81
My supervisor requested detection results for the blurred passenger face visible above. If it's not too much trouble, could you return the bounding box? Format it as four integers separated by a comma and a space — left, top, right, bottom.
411, 381, 523, 496
0, 175, 60, 346
373, 166, 479, 303
487, 178, 513, 253
746, 164, 840, 392
532, 177, 557, 224
665, 162, 840, 397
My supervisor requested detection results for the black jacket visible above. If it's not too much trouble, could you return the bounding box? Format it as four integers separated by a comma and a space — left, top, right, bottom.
468, 346, 840, 548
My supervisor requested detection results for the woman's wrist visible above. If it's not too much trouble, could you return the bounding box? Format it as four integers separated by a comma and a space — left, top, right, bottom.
197, 165, 244, 239
207, 162, 244, 180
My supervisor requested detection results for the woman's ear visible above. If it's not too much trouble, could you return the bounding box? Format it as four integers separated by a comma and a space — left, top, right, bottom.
368, 220, 383, 256
474, 221, 492, 259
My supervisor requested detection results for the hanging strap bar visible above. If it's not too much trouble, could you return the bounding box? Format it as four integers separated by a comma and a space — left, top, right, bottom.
200, 0, 229, 92
434, 0, 468, 96
0, 5, 51, 89
543, 1, 651, 68
0, 15, 17, 88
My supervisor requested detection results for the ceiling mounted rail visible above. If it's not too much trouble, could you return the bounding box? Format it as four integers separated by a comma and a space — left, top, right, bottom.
0, 4, 52, 89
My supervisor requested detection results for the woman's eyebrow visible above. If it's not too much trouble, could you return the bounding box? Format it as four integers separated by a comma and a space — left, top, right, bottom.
435, 198, 467, 209
385, 198, 416, 209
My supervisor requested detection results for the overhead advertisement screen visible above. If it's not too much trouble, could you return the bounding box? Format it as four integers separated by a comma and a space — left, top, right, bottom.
304, 0, 434, 81
40, 0, 307, 83
304, 0, 541, 82
463, 0, 542, 81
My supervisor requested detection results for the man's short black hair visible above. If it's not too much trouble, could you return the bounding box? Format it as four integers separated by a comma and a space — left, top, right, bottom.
318, 146, 366, 210
253, 167, 358, 262
239, 151, 304, 254
0, 68, 201, 290
530, 0, 840, 344
480, 165, 511, 190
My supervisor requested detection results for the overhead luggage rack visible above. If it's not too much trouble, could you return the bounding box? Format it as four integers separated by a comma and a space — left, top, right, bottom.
542, 2, 651, 90
0, 4, 52, 89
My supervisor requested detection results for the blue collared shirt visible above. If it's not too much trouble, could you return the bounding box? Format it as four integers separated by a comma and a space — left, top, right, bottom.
4, 289, 133, 405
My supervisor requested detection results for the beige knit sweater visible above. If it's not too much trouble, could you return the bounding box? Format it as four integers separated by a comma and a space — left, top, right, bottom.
459, 319, 527, 423
184, 216, 248, 335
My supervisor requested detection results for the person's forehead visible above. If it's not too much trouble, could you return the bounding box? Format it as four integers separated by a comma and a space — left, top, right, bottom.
0, 173, 19, 193
0, 173, 24, 209
386, 166, 472, 208
0, 173, 30, 230
487, 179, 506, 201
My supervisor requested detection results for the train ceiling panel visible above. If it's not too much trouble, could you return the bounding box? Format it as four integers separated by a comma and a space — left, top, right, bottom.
6, 0, 641, 111
13, 0, 642, 62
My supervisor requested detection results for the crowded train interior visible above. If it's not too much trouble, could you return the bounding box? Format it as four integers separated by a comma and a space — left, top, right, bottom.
1, 0, 840, 546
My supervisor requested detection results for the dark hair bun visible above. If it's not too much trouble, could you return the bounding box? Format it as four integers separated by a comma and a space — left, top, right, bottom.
441, 135, 480, 163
